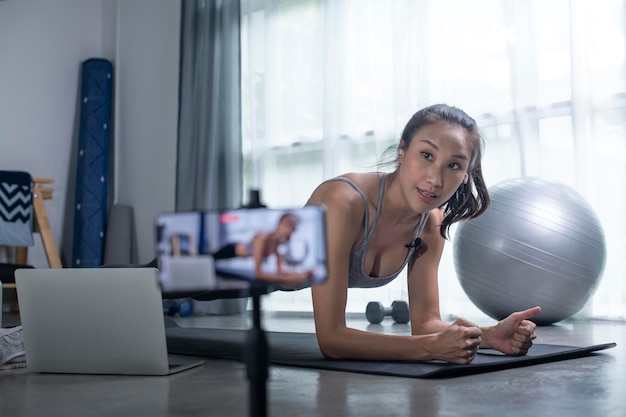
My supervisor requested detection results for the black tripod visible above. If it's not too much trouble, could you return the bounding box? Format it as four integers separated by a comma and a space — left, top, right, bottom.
245, 284, 271, 417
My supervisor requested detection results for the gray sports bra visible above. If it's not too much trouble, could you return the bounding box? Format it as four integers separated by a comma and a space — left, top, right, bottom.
323, 173, 430, 288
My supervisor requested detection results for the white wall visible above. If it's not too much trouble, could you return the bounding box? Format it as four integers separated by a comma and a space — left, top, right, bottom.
0, 0, 180, 267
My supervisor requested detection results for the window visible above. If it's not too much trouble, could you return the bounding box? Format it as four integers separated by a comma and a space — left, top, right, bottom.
242, 0, 626, 319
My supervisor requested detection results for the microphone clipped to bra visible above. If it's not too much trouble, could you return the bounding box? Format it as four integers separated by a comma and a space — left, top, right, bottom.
404, 237, 422, 250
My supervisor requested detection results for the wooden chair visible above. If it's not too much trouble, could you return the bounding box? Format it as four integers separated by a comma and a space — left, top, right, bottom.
1, 177, 61, 292
15, 177, 62, 268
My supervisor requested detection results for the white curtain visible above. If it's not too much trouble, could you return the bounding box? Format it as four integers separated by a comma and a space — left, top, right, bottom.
241, 0, 626, 320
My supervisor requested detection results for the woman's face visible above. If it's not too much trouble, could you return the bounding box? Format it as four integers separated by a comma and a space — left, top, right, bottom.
397, 121, 472, 213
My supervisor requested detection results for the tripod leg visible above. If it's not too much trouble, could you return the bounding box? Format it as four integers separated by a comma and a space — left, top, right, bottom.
245, 291, 269, 417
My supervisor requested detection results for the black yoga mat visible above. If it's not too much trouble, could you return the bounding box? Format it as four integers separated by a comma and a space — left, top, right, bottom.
165, 326, 616, 378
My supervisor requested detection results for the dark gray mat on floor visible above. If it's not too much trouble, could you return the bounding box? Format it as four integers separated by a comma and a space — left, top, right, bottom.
165, 326, 616, 378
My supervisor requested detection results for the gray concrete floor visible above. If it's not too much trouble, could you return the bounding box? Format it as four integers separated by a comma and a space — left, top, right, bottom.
1, 310, 625, 417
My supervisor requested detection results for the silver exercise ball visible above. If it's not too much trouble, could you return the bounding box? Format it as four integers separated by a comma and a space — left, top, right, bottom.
453, 177, 606, 325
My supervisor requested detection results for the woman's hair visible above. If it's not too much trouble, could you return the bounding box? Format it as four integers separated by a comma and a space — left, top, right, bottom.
379, 104, 490, 239
276, 212, 300, 232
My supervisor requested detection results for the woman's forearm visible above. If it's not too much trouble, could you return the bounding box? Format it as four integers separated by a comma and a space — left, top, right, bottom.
317, 326, 438, 361
477, 325, 496, 350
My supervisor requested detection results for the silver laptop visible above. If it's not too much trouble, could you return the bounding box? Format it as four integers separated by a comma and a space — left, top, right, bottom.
14, 267, 204, 376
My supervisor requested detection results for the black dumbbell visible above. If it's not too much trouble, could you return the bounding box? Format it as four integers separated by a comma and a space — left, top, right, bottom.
365, 300, 410, 324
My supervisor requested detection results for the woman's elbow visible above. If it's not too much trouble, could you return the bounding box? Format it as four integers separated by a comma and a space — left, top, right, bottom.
316, 333, 345, 359
318, 343, 342, 360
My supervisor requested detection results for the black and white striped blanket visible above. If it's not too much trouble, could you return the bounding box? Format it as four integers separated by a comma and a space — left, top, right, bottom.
0, 171, 34, 246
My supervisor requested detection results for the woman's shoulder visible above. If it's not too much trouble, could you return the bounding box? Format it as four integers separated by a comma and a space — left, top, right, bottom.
308, 172, 381, 213
422, 208, 444, 235
322, 172, 382, 193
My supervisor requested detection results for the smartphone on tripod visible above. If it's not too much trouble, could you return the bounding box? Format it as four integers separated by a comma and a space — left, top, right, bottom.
154, 205, 328, 293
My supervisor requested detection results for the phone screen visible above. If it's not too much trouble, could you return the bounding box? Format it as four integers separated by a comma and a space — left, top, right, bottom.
155, 205, 328, 293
